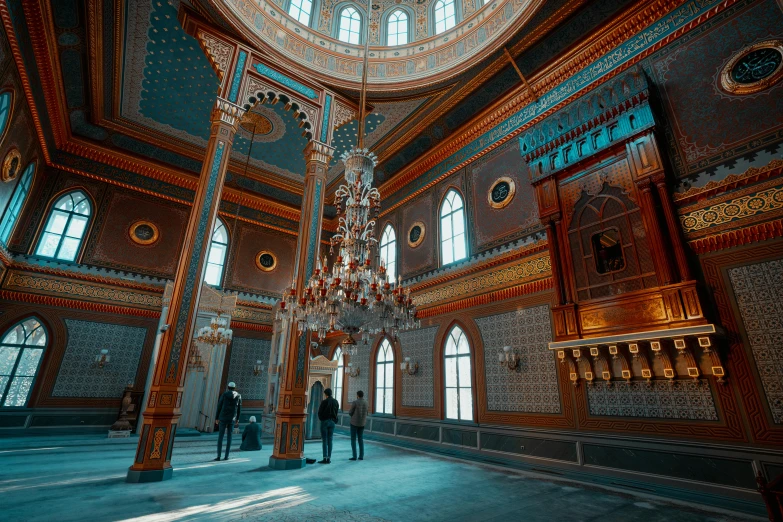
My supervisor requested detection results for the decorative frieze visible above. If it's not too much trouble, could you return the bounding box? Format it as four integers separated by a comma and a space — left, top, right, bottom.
680, 185, 783, 234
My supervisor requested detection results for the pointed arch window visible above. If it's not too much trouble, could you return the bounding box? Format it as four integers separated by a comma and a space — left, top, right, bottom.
434, 0, 456, 34
375, 339, 394, 414
0, 317, 47, 408
440, 189, 467, 265
333, 347, 345, 408
35, 190, 92, 262
204, 218, 229, 287
0, 91, 12, 143
387, 10, 408, 46
0, 161, 35, 245
288, 0, 313, 26
444, 325, 473, 421
338, 7, 362, 44
379, 224, 397, 285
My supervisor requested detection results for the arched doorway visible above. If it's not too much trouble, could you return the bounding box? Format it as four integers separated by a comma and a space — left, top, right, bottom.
305, 381, 324, 440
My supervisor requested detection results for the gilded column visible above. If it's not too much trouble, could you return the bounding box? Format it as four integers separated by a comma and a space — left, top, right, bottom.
269, 140, 334, 470
127, 98, 243, 482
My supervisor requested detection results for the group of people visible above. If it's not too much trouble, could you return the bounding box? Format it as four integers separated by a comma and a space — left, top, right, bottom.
213, 382, 369, 463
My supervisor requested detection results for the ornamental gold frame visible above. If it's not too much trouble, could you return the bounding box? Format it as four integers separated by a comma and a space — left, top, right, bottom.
719, 39, 783, 96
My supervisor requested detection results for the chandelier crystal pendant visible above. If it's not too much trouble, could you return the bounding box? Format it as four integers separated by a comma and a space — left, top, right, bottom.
195, 313, 234, 346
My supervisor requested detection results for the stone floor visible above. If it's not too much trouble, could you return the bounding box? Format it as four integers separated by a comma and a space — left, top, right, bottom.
0, 433, 757, 522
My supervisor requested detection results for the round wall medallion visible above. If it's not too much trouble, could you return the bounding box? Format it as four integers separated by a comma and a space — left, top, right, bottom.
488, 177, 516, 209
2, 148, 21, 183
407, 222, 425, 248
256, 250, 277, 272
720, 40, 783, 95
129, 221, 160, 245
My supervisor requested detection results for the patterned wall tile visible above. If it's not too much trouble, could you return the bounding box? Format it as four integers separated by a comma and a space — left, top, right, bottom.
476, 305, 561, 414
346, 343, 371, 406
399, 326, 438, 408
226, 337, 272, 401
586, 381, 718, 421
728, 259, 783, 424
52, 320, 147, 398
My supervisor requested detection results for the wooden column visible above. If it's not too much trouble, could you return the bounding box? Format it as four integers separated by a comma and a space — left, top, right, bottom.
545, 217, 565, 306
636, 178, 674, 286
269, 140, 333, 470
653, 173, 692, 282
126, 98, 243, 483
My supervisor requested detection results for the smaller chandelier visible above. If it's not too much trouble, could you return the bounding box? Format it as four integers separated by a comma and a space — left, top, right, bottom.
196, 314, 233, 346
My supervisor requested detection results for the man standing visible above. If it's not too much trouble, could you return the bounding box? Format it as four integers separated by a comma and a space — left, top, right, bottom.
215, 382, 242, 461
317, 388, 339, 464
348, 390, 368, 461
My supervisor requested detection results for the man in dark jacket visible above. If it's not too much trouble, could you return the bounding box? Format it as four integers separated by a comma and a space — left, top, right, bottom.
317, 388, 339, 464
214, 382, 242, 461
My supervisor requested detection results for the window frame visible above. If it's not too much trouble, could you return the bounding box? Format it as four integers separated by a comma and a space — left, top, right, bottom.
287, 0, 316, 27
442, 323, 475, 423
432, 0, 458, 35
336, 5, 364, 45
204, 217, 230, 288
33, 189, 93, 263
379, 223, 397, 286
0, 89, 14, 145
373, 337, 395, 415
439, 188, 469, 267
385, 8, 410, 46
333, 347, 345, 409
0, 316, 48, 409
0, 161, 35, 246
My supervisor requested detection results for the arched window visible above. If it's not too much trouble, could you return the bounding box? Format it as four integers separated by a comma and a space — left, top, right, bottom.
440, 189, 467, 265
288, 0, 313, 26
387, 10, 408, 46
204, 218, 229, 287
434, 0, 456, 34
338, 6, 362, 44
379, 224, 397, 285
333, 347, 344, 408
375, 338, 394, 414
0, 161, 34, 245
0, 91, 12, 142
444, 325, 473, 421
0, 317, 47, 407
35, 190, 92, 262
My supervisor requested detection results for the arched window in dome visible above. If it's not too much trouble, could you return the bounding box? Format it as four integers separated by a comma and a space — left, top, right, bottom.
0, 90, 12, 144
333, 347, 344, 408
379, 224, 397, 285
204, 218, 229, 287
288, 0, 313, 25
0, 316, 48, 408
0, 161, 35, 246
387, 10, 408, 46
374, 339, 394, 414
440, 189, 467, 265
35, 190, 92, 262
444, 324, 473, 421
338, 6, 362, 45
434, 0, 456, 34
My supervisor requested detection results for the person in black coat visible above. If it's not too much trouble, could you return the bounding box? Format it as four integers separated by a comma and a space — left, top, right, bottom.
214, 382, 242, 461
240, 416, 262, 451
317, 388, 339, 464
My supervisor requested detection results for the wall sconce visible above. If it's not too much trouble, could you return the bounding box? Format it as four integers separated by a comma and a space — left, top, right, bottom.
498, 346, 519, 371
400, 357, 419, 375
345, 362, 360, 377
253, 360, 263, 376
94, 349, 110, 369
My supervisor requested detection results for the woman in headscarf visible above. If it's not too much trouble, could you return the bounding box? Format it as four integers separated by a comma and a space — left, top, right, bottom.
240, 416, 262, 451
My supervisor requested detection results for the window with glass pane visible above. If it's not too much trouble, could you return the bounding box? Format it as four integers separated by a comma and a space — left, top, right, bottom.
379, 224, 397, 285
288, 0, 313, 25
440, 189, 467, 266
35, 190, 91, 262
444, 325, 473, 421
387, 10, 408, 46
204, 218, 229, 287
333, 348, 344, 408
0, 317, 47, 408
0, 162, 34, 245
434, 0, 456, 34
338, 7, 362, 44
375, 339, 394, 414
0, 91, 11, 140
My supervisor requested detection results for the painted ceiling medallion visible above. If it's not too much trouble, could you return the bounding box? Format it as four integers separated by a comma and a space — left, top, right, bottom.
236, 106, 286, 143
721, 40, 783, 95
408, 221, 425, 248
129, 221, 160, 246
256, 250, 278, 272
488, 177, 516, 209
1, 148, 21, 183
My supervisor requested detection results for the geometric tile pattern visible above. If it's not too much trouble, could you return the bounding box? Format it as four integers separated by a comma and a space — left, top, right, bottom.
347, 342, 371, 406
226, 337, 272, 401
476, 305, 561, 414
728, 259, 783, 424
586, 381, 718, 421
52, 320, 147, 398
398, 326, 438, 408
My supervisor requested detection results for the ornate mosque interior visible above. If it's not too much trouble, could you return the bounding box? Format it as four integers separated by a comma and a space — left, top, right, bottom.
1, 0, 783, 520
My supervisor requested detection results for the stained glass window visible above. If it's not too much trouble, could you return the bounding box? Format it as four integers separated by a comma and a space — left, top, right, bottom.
0, 162, 35, 245
0, 317, 47, 408
434, 0, 456, 34
440, 189, 467, 265
204, 218, 228, 287
0, 91, 12, 142
380, 224, 397, 285
35, 190, 92, 262
444, 325, 473, 421
333, 347, 344, 408
387, 10, 408, 46
288, 0, 313, 26
338, 7, 362, 44
375, 339, 394, 414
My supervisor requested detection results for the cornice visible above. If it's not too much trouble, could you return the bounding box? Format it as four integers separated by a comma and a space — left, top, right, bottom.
673, 159, 783, 206
688, 218, 783, 255
416, 278, 554, 318
231, 320, 273, 332
0, 290, 161, 318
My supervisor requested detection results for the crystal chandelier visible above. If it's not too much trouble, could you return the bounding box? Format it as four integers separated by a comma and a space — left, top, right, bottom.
278, 0, 418, 345
195, 313, 233, 346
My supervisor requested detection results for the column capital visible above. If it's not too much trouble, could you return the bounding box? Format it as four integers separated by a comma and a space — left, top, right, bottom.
211, 97, 246, 132
304, 140, 335, 165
